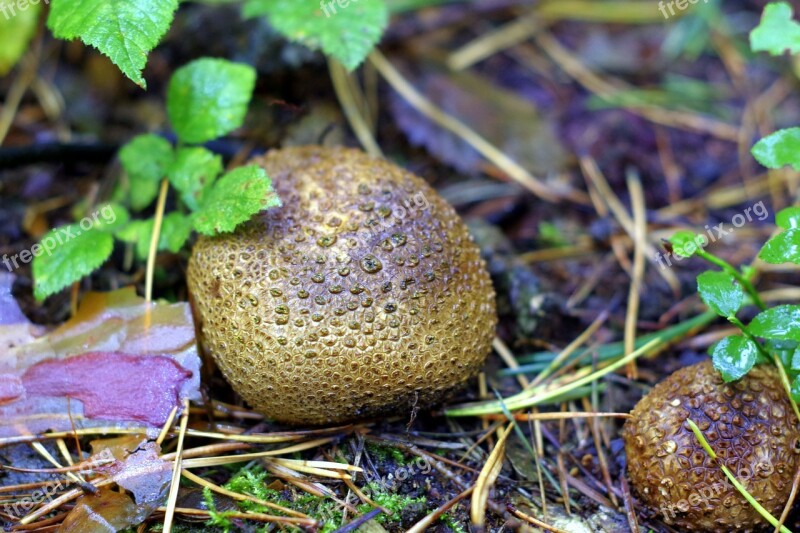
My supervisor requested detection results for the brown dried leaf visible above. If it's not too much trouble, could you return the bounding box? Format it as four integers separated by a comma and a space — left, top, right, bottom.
58, 487, 138, 533
91, 437, 172, 520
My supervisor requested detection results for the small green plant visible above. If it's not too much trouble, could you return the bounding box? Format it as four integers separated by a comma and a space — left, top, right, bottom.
667, 213, 800, 391
669, 1, 800, 394
664, 1, 800, 392
32, 57, 281, 300
0, 0, 389, 85
750, 2, 800, 172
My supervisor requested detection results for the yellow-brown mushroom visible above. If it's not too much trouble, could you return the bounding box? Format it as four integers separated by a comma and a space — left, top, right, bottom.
188, 146, 497, 425
623, 360, 800, 532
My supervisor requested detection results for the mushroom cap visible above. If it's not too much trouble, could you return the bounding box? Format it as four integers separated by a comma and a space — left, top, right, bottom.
187, 146, 497, 425
622, 360, 800, 532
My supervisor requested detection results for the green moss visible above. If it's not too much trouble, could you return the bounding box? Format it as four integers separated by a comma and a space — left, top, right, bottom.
366, 442, 407, 464
357, 483, 425, 524
440, 512, 467, 533
222, 465, 345, 529
203, 487, 234, 531
223, 465, 287, 512
216, 463, 432, 531
296, 494, 343, 531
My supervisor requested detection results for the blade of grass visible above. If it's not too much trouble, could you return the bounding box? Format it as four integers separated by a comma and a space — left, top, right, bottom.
447, 338, 661, 416
470, 422, 514, 526
686, 419, 791, 533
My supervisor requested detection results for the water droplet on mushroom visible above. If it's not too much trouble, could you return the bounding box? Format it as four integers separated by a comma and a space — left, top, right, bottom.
360, 254, 383, 273
317, 235, 337, 247
391, 233, 407, 246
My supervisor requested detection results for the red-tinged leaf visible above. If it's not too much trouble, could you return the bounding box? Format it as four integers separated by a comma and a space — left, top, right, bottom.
0, 286, 200, 437
20, 352, 191, 426
0, 374, 24, 403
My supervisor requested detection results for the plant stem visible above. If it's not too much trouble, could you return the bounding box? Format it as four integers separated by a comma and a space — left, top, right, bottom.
145, 178, 170, 305
696, 249, 766, 310
686, 419, 791, 533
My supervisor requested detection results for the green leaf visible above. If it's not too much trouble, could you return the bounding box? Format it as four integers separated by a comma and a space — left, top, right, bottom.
769, 339, 797, 368
791, 375, 800, 403
167, 147, 224, 211
116, 213, 192, 259
696, 271, 742, 318
759, 229, 800, 264
192, 164, 281, 235
750, 2, 800, 56
47, 0, 178, 88
166, 58, 256, 144
93, 203, 130, 233
711, 336, 759, 382
790, 347, 800, 371
116, 219, 151, 260
668, 230, 701, 258
243, 0, 388, 70
160, 212, 193, 253
777, 206, 800, 229
749, 305, 800, 341
752, 128, 800, 171
32, 223, 114, 300
767, 338, 798, 353
69, 201, 130, 232
119, 134, 174, 211
0, 0, 40, 75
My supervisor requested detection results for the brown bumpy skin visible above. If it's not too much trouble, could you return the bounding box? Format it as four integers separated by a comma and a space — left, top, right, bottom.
187, 146, 497, 425
622, 360, 800, 532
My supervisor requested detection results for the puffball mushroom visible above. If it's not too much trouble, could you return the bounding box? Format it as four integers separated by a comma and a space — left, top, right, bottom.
622, 360, 800, 532
187, 146, 497, 425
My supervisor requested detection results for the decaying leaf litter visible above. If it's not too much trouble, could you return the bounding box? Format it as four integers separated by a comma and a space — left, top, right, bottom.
3, 0, 800, 531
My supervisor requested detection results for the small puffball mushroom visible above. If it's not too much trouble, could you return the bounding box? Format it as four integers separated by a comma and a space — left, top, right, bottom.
622, 360, 800, 532
187, 146, 497, 425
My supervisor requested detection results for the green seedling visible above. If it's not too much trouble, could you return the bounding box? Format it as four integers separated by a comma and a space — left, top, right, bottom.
667, 206, 800, 400
32, 57, 281, 301
750, 3, 800, 173
663, 1, 800, 399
